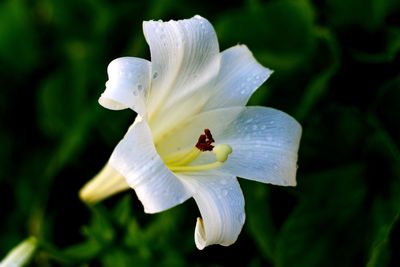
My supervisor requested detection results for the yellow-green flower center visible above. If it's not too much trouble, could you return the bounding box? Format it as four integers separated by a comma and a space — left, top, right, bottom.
163, 129, 232, 172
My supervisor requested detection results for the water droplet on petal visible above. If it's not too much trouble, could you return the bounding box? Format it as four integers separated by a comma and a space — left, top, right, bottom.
153, 72, 158, 79
220, 179, 228, 185
222, 189, 228, 196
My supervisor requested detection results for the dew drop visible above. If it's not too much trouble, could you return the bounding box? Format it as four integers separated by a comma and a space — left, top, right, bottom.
153, 72, 158, 79
220, 179, 228, 185
222, 189, 228, 196
240, 89, 246, 95
162, 189, 170, 196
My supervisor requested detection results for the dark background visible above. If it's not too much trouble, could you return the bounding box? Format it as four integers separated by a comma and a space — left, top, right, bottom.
1, 0, 400, 266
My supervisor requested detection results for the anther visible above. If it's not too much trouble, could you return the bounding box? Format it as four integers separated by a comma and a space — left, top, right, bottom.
195, 128, 215, 151
204, 129, 215, 143
213, 144, 233, 162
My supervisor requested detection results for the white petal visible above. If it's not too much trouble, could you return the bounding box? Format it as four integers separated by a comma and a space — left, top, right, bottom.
109, 116, 191, 213
156, 107, 301, 186
176, 171, 245, 249
219, 107, 302, 186
99, 57, 151, 115
203, 45, 273, 111
143, 15, 220, 137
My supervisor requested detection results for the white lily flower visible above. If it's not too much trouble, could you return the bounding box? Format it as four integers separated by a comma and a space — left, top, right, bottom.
80, 15, 302, 249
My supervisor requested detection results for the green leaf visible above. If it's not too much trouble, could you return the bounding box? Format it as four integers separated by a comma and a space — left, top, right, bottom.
295, 28, 340, 121
113, 195, 133, 227
62, 240, 103, 262
243, 181, 277, 262
216, 0, 317, 72
83, 205, 115, 244
353, 28, 400, 63
275, 164, 367, 267
365, 116, 400, 267
0, 0, 40, 72
326, 0, 400, 31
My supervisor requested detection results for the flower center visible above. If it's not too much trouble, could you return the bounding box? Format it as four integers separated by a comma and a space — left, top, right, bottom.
164, 129, 232, 172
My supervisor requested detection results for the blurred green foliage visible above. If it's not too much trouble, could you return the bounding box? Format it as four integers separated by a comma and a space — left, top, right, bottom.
1, 0, 400, 266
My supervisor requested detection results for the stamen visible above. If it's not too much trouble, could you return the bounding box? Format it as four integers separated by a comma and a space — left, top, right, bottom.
169, 144, 233, 172
169, 161, 224, 172
165, 147, 201, 166
213, 144, 233, 162
196, 128, 214, 151
163, 129, 233, 173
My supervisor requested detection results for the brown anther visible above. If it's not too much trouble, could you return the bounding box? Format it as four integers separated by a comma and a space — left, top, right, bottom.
195, 129, 215, 151
204, 129, 215, 143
